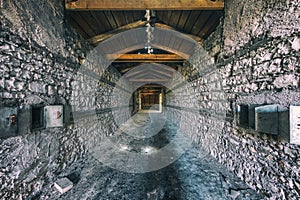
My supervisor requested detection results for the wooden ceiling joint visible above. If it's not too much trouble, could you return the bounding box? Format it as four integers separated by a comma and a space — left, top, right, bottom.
107, 53, 185, 62
66, 0, 225, 10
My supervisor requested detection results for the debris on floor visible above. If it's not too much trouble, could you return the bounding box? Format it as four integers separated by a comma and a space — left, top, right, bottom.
54, 177, 73, 194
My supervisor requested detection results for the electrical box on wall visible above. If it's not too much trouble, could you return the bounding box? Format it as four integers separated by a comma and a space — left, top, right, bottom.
44, 105, 64, 128
236, 104, 249, 127
236, 104, 261, 129
248, 104, 261, 129
0, 107, 18, 138
32, 106, 45, 130
290, 106, 300, 145
255, 104, 279, 135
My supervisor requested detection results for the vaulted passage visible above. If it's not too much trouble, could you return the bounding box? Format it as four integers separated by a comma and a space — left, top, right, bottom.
1, 1, 300, 199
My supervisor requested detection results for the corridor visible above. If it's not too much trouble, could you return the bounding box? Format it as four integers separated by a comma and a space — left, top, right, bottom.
1, 1, 299, 199
40, 113, 261, 200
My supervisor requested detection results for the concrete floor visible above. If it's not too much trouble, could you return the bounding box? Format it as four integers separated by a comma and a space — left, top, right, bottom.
41, 113, 262, 200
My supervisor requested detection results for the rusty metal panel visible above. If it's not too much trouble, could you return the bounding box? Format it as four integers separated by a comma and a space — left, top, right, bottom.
44, 105, 64, 128
0, 107, 18, 138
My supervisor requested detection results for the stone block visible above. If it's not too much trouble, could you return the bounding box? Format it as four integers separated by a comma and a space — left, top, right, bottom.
54, 177, 73, 194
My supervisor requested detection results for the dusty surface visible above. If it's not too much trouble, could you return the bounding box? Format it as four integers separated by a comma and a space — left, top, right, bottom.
39, 113, 261, 200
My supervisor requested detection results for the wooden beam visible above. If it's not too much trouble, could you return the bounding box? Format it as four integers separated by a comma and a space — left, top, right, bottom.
66, 0, 224, 10
94, 38, 191, 60
88, 20, 148, 44
155, 23, 204, 43
140, 92, 161, 95
150, 44, 190, 59
140, 89, 162, 92
107, 54, 185, 62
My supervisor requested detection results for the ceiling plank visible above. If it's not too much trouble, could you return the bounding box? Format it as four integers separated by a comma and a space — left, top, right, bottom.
176, 10, 191, 30
91, 11, 112, 32
198, 11, 221, 38
68, 12, 95, 38
66, 0, 224, 10
88, 20, 148, 44
155, 23, 203, 43
80, 11, 103, 34
112, 11, 127, 27
140, 92, 161, 95
103, 11, 118, 29
107, 54, 185, 62
150, 44, 190, 59
183, 11, 202, 33
168, 11, 182, 28
66, 14, 90, 38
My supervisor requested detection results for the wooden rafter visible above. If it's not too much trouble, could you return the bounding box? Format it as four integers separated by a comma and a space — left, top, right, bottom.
66, 0, 224, 10
140, 92, 161, 95
150, 44, 190, 59
88, 20, 148, 44
155, 23, 204, 43
107, 54, 185, 62
90, 23, 203, 45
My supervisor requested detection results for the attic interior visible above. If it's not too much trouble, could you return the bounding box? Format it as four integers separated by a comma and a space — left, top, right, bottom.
0, 0, 300, 199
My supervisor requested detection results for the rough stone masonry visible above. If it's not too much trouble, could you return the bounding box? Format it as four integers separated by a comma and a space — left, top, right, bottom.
166, 0, 300, 199
0, 0, 131, 199
0, 0, 299, 199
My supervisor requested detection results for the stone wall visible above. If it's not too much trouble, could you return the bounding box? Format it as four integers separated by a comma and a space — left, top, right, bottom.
165, 0, 300, 199
0, 0, 132, 198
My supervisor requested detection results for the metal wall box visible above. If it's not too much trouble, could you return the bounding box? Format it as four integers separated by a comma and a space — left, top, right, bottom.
248, 104, 261, 129
0, 107, 18, 138
44, 105, 64, 128
236, 104, 249, 128
290, 106, 300, 145
32, 106, 44, 130
255, 104, 279, 135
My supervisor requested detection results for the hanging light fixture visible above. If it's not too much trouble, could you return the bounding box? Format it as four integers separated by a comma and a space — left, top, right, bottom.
144, 10, 154, 54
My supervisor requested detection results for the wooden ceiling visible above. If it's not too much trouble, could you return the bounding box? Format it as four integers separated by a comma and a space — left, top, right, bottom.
65, 0, 224, 45
65, 0, 224, 85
